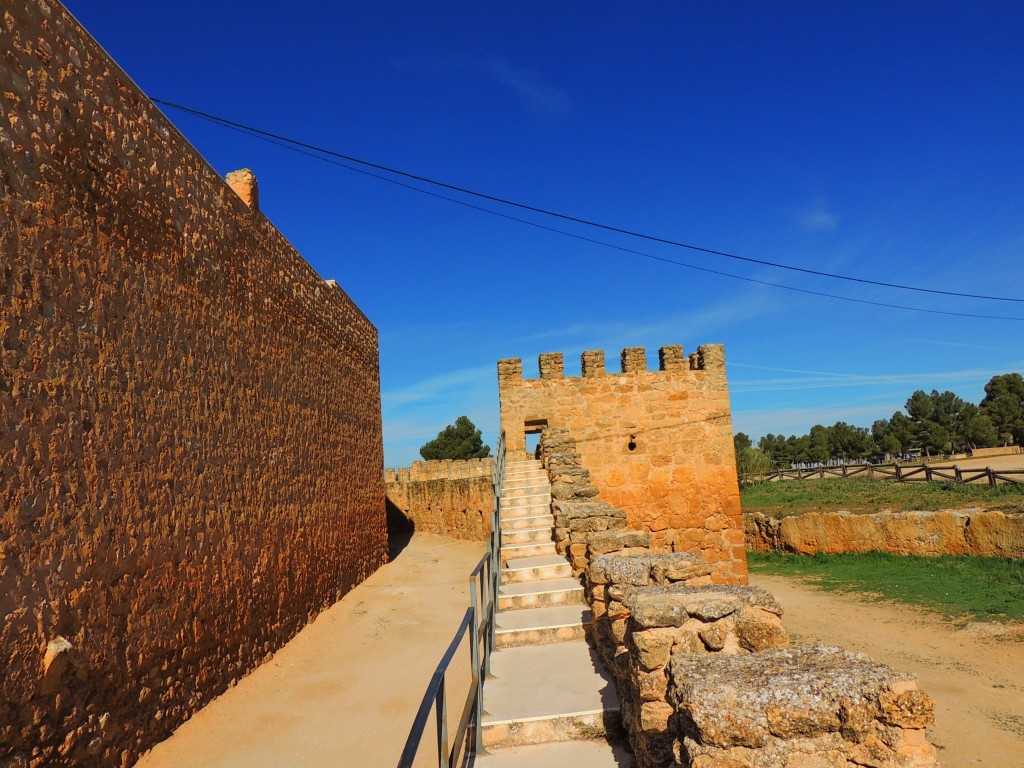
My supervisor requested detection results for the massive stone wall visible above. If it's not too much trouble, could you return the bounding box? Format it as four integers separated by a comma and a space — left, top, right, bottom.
1, 3, 386, 766
498, 345, 746, 583
746, 509, 1024, 558
385, 459, 494, 540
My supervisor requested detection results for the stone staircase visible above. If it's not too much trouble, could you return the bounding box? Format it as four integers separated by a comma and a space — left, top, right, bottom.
477, 459, 629, 767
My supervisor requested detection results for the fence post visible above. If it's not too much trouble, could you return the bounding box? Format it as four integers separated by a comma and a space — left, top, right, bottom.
925, 465, 932, 482
988, 467, 997, 486
955, 465, 962, 483
895, 464, 903, 483
469, 601, 483, 754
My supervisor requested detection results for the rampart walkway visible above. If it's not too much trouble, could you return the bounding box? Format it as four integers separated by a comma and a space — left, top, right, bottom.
133, 534, 484, 768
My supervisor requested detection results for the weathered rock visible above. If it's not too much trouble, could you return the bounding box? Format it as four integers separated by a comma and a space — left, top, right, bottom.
587, 529, 651, 554
734, 606, 789, 652
631, 595, 690, 628
745, 508, 1024, 559
668, 645, 938, 767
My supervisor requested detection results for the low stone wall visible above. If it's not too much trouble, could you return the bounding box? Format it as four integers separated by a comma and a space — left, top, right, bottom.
385, 457, 494, 483
578, 537, 937, 766
745, 509, 1024, 558
384, 459, 494, 541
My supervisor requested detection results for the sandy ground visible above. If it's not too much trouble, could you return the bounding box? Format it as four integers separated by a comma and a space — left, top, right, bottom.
767, 453, 1024, 482
751, 574, 1024, 768
133, 533, 484, 768
926, 454, 1024, 472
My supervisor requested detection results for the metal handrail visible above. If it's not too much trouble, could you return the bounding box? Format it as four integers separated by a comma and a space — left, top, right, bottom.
396, 608, 477, 768
396, 430, 507, 767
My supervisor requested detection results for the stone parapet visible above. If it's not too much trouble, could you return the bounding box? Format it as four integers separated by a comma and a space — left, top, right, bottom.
621, 346, 647, 373
385, 459, 495, 541
620, 584, 788, 767
538, 352, 565, 379
581, 349, 606, 377
658, 344, 685, 371
385, 457, 495, 483
574, 530, 938, 768
669, 646, 938, 767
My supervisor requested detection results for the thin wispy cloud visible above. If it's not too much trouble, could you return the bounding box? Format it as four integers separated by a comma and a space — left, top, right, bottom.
481, 60, 570, 118
796, 200, 839, 232
729, 365, 1017, 394
382, 364, 493, 407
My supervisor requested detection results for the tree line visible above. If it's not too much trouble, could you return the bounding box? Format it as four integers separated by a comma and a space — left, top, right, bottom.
735, 372, 1024, 476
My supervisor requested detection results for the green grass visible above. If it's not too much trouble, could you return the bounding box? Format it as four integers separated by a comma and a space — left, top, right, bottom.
741, 478, 1024, 517
749, 551, 1024, 622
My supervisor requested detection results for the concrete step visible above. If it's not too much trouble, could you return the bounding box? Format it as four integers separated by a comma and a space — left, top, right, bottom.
503, 474, 549, 487
499, 489, 548, 501
498, 577, 585, 611
501, 541, 557, 561
475, 738, 633, 767
481, 641, 621, 749
494, 605, 592, 648
501, 527, 555, 546
503, 466, 544, 479
501, 495, 550, 510
501, 555, 573, 584
501, 513, 555, 532
501, 502, 551, 519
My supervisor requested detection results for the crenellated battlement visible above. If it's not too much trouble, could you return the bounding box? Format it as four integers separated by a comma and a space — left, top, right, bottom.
496, 340, 743, 582
498, 343, 725, 385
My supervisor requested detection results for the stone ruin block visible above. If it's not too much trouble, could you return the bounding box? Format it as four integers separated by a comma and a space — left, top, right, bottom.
497, 357, 523, 382
588, 552, 712, 589
668, 645, 939, 768
612, 584, 788, 768
538, 351, 564, 378
561, 528, 652, 578
581, 349, 606, 377
586, 552, 714, 675
622, 346, 647, 373
658, 344, 685, 371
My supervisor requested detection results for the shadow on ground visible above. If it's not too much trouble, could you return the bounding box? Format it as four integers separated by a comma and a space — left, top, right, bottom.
386, 497, 415, 561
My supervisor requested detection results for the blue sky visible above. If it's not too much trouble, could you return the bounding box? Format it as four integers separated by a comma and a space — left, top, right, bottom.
63, 1, 1024, 467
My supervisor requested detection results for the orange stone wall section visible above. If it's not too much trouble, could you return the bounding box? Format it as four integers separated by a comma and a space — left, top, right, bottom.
384, 459, 495, 541
1, 3, 386, 766
498, 344, 747, 584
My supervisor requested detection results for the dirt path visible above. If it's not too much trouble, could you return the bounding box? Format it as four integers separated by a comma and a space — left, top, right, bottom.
133, 533, 484, 768
751, 574, 1024, 768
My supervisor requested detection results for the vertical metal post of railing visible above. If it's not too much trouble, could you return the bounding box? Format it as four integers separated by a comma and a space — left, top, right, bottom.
469, 577, 484, 754
435, 671, 449, 768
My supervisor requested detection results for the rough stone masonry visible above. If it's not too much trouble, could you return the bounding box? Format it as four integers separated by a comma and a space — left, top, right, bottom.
1, 2, 386, 766
499, 345, 747, 583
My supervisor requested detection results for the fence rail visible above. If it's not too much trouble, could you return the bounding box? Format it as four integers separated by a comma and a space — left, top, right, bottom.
397, 430, 506, 768
747, 463, 1024, 486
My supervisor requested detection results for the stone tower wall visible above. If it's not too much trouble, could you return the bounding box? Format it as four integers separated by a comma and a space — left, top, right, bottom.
1, 2, 386, 765
498, 344, 746, 583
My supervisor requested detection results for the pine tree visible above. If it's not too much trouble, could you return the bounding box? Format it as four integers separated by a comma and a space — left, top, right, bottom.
419, 416, 491, 460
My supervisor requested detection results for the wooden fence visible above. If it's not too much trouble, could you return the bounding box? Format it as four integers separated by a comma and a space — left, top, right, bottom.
747, 463, 1024, 486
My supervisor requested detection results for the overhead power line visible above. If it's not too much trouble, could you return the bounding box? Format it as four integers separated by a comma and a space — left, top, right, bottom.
152, 97, 1024, 318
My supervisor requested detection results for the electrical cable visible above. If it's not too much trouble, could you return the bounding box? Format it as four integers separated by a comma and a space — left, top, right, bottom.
151, 97, 1024, 320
